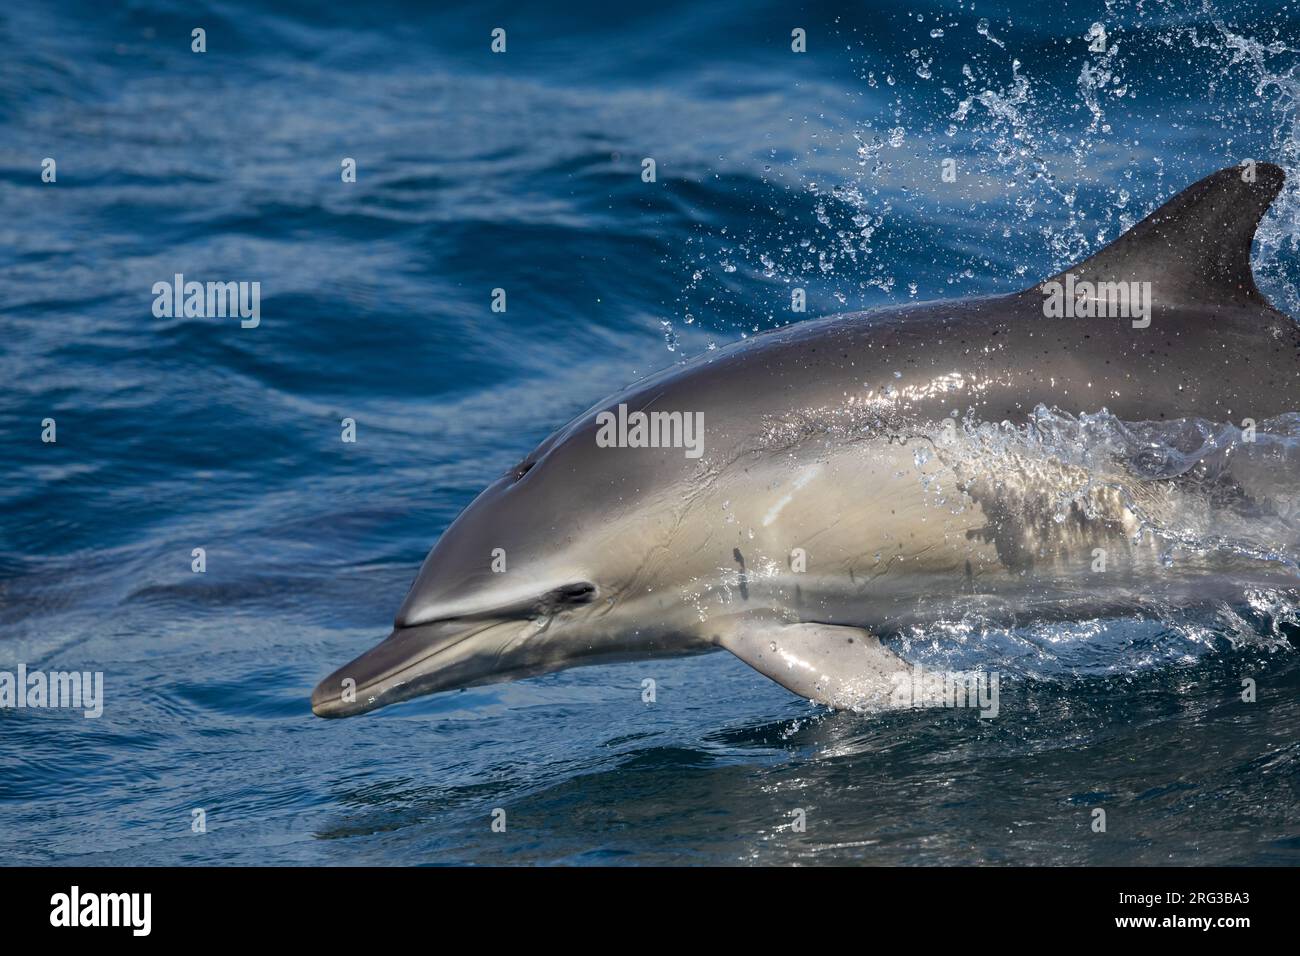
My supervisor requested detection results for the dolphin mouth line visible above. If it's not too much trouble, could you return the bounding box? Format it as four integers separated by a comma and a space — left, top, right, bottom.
369, 621, 491, 688
311, 618, 508, 718
313, 581, 603, 718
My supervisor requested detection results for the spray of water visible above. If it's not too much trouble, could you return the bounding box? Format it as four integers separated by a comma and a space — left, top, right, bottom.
671, 0, 1300, 336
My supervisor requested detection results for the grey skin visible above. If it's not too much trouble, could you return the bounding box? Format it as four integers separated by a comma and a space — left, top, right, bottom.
312, 163, 1300, 717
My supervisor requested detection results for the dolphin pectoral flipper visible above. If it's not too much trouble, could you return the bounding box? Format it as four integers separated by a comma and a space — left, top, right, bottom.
718, 620, 914, 710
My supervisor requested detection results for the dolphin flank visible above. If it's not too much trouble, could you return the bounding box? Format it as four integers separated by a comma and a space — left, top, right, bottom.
312, 163, 1300, 718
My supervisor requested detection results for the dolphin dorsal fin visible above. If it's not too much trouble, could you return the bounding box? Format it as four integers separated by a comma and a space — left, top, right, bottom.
1034, 163, 1285, 308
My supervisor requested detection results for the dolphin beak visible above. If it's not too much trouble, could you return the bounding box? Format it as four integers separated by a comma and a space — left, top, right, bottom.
311, 619, 519, 718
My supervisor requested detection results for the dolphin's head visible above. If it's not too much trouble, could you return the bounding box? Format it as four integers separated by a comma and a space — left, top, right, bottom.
311, 403, 704, 717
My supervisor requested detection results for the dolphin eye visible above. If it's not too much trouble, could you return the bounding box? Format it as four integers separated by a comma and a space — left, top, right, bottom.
554, 582, 596, 604
540, 582, 597, 612
510, 459, 536, 482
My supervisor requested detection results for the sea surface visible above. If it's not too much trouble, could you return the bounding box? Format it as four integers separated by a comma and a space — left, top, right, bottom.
3, 0, 1300, 865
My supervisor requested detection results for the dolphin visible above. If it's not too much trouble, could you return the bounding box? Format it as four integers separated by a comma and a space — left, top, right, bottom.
312, 163, 1300, 717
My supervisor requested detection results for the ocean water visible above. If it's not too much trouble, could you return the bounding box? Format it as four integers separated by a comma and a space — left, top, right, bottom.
3, 0, 1300, 865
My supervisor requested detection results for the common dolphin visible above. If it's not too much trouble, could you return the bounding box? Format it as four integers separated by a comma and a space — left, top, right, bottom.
312, 163, 1300, 717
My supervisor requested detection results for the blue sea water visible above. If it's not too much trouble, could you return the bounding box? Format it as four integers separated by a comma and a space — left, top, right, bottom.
4, 0, 1300, 865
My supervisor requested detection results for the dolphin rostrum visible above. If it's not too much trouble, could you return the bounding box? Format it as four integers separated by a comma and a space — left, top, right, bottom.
312, 163, 1300, 717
